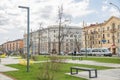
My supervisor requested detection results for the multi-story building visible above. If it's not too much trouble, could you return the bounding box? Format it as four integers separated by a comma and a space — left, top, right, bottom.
1, 39, 23, 53
24, 25, 82, 55
82, 16, 120, 55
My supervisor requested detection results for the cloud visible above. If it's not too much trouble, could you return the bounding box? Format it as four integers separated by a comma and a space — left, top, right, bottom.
102, 5, 108, 11
109, 7, 120, 17
0, 28, 8, 33
0, 0, 95, 44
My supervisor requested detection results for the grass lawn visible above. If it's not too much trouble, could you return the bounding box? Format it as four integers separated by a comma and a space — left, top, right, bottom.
33, 55, 120, 64
82, 57, 120, 64
4, 62, 112, 80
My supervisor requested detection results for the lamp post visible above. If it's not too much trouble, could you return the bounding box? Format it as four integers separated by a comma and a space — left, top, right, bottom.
110, 3, 120, 14
18, 6, 30, 72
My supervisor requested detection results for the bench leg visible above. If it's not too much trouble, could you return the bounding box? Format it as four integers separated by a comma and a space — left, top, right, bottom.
70, 68, 78, 75
71, 68, 73, 74
89, 71, 91, 78
95, 70, 97, 77
89, 70, 97, 78
76, 69, 78, 74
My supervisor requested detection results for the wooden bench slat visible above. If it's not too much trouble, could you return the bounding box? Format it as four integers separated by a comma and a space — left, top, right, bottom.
71, 66, 96, 71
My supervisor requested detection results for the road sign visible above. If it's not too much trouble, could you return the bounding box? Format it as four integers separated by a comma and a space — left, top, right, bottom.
102, 39, 106, 43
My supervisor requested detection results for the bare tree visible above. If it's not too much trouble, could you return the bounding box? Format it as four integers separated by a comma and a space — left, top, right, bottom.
57, 5, 71, 55
38, 23, 43, 55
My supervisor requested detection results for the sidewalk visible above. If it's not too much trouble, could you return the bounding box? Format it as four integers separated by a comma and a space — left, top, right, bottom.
0, 57, 19, 80
0, 73, 14, 80
65, 59, 120, 68
65, 59, 120, 80
67, 69, 120, 80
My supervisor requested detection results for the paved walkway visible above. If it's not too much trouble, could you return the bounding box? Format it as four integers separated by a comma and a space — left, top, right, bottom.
0, 57, 19, 64
65, 59, 120, 80
0, 57, 19, 80
65, 59, 120, 68
0, 73, 13, 80
67, 69, 120, 80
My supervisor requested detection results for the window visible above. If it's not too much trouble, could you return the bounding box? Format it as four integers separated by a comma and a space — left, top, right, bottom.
118, 39, 120, 43
54, 30, 55, 33
79, 35, 81, 37
66, 39, 68, 42
107, 27, 109, 30
98, 28, 100, 32
70, 43, 73, 46
99, 41, 101, 44
117, 33, 119, 37
103, 28, 105, 32
98, 35, 100, 38
118, 25, 120, 29
70, 34, 73, 37
103, 34, 105, 38
70, 39, 73, 42
108, 40, 110, 43
74, 35, 77, 37
107, 33, 110, 37
66, 43, 68, 46
112, 23, 115, 29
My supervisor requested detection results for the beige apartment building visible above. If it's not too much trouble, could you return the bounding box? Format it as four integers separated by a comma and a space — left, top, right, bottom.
82, 16, 120, 55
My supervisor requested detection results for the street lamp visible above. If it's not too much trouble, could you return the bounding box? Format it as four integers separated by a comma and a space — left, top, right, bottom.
18, 6, 30, 72
110, 3, 120, 14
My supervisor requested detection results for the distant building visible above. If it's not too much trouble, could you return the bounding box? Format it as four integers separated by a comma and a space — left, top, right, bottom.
1, 39, 23, 53
82, 16, 120, 55
24, 25, 82, 55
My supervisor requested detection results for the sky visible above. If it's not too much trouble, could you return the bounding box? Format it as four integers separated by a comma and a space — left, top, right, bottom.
0, 0, 120, 45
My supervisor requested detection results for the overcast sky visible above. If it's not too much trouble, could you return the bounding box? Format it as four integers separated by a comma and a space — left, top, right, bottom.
0, 0, 120, 45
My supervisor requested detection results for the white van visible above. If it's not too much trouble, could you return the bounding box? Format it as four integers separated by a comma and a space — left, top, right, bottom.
80, 48, 112, 57
91, 48, 112, 56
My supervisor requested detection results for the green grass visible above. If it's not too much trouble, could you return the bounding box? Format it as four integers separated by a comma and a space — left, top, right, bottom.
82, 57, 120, 64
4, 63, 111, 80
34, 55, 120, 64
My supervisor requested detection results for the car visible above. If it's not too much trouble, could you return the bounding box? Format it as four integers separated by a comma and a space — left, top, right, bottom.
60, 52, 64, 55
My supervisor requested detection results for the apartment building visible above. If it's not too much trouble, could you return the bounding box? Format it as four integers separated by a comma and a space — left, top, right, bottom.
2, 39, 23, 53
24, 25, 82, 55
82, 16, 120, 55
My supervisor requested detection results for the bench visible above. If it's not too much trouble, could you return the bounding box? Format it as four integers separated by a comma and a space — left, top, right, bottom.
72, 56, 83, 60
70, 66, 97, 78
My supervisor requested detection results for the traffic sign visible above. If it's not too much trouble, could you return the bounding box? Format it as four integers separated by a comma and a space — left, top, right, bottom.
102, 39, 106, 43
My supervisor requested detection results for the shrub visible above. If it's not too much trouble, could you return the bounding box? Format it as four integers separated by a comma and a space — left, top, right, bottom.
37, 56, 65, 80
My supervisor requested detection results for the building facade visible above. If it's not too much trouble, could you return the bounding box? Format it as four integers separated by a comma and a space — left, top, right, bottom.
1, 39, 24, 53
82, 16, 120, 55
24, 25, 82, 55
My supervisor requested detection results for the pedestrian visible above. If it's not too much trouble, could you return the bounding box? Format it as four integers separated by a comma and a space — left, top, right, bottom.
74, 50, 76, 56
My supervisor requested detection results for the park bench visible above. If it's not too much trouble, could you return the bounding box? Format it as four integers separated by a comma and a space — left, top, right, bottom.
70, 66, 97, 78
72, 56, 83, 60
